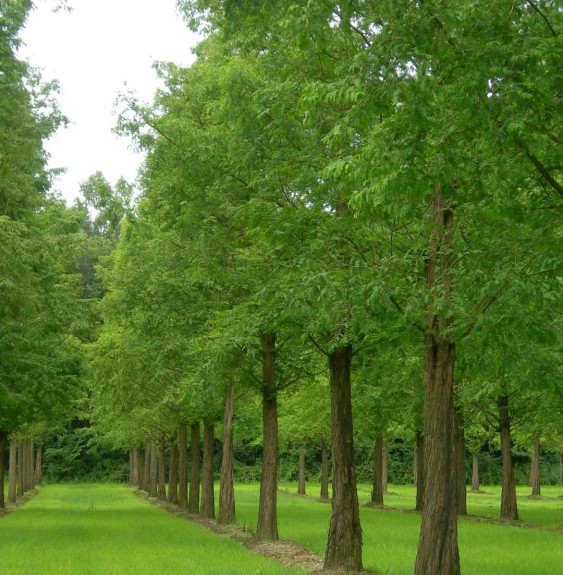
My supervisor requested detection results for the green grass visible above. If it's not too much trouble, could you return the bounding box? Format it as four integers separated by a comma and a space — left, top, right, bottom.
0, 484, 297, 575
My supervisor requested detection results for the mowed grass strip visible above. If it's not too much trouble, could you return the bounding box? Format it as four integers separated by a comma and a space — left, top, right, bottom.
241, 483, 563, 575
0, 484, 297, 575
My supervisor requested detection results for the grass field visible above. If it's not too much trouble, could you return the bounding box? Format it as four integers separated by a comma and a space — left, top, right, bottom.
1, 482, 561, 574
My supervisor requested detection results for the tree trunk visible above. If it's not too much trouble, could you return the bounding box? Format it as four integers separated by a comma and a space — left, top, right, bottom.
324, 345, 362, 572
498, 394, 518, 520
148, 442, 158, 498
25, 438, 34, 492
298, 448, 306, 495
371, 435, 384, 506
414, 193, 460, 575
200, 422, 215, 519
530, 435, 541, 497
415, 430, 425, 512
218, 377, 236, 524
178, 423, 188, 508
34, 443, 42, 486
188, 422, 201, 514
320, 440, 329, 500
0, 431, 7, 508
129, 447, 138, 487
382, 441, 388, 493
168, 437, 179, 505
137, 445, 146, 491
471, 452, 480, 492
257, 331, 279, 541
142, 441, 150, 492
158, 437, 166, 501
8, 437, 17, 503
454, 402, 467, 515
17, 441, 24, 497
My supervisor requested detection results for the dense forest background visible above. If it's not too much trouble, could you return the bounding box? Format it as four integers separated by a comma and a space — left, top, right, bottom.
1, 1, 561, 573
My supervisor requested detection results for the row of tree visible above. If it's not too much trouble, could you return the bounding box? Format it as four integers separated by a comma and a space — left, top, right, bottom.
87, 2, 561, 575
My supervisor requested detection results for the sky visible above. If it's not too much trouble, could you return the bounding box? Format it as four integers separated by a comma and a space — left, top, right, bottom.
19, 0, 200, 205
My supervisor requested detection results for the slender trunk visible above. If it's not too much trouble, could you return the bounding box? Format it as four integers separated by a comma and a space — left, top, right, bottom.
471, 452, 480, 492
454, 402, 467, 515
218, 377, 236, 524
530, 435, 541, 497
148, 443, 158, 498
158, 436, 166, 501
178, 423, 188, 508
200, 422, 215, 519
414, 193, 460, 575
188, 422, 201, 514
142, 441, 150, 492
137, 445, 146, 491
324, 345, 362, 572
320, 440, 330, 500
298, 448, 306, 495
0, 431, 7, 508
128, 449, 135, 487
130, 447, 139, 487
498, 394, 518, 520
25, 438, 34, 492
371, 435, 384, 506
415, 431, 425, 511
168, 437, 179, 505
257, 331, 279, 541
17, 441, 24, 497
34, 443, 42, 486
382, 441, 388, 493
8, 437, 17, 503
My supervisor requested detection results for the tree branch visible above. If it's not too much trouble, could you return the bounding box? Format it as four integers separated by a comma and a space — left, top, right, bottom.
527, 151, 563, 198
527, 0, 558, 37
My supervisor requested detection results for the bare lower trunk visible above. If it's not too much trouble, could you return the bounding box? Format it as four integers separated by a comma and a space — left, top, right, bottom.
148, 443, 158, 497
8, 437, 17, 503
17, 441, 24, 497
257, 332, 279, 541
320, 440, 329, 500
158, 437, 166, 501
168, 437, 179, 505
137, 446, 146, 491
324, 345, 362, 572
498, 394, 518, 520
129, 448, 137, 487
178, 423, 188, 508
34, 439, 42, 485
530, 435, 541, 497
143, 441, 150, 492
415, 430, 425, 512
0, 431, 6, 508
471, 452, 480, 492
25, 438, 34, 492
382, 441, 388, 492
298, 449, 306, 495
414, 193, 460, 575
200, 422, 215, 519
218, 377, 236, 524
371, 435, 384, 506
455, 403, 467, 515
188, 422, 201, 514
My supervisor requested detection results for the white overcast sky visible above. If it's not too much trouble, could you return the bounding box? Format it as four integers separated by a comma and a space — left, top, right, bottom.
19, 0, 199, 205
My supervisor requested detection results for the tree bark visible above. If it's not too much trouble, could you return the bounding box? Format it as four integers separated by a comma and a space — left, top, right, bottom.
34, 443, 42, 486
257, 331, 279, 541
218, 377, 236, 524
414, 194, 460, 575
454, 402, 467, 515
200, 422, 215, 519
137, 445, 146, 491
129, 447, 138, 487
17, 441, 24, 497
148, 442, 158, 498
25, 438, 34, 492
530, 435, 541, 497
320, 440, 330, 501
382, 441, 388, 493
498, 394, 518, 520
471, 452, 480, 492
324, 345, 362, 572
0, 431, 7, 508
168, 437, 179, 505
298, 448, 306, 495
415, 430, 425, 512
178, 423, 188, 508
8, 437, 17, 503
371, 435, 384, 506
142, 441, 150, 493
158, 436, 166, 501
188, 421, 201, 514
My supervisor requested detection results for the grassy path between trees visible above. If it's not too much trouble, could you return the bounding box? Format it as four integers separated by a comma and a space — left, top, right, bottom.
0, 484, 298, 575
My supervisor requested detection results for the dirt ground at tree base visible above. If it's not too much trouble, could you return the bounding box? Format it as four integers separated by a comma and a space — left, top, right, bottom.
139, 491, 375, 574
